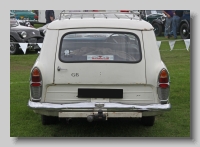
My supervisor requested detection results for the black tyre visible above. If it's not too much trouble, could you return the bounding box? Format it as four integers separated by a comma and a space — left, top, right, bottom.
180, 23, 190, 39
41, 115, 59, 125
152, 23, 162, 36
30, 22, 34, 26
34, 49, 41, 53
10, 37, 21, 55
141, 116, 155, 126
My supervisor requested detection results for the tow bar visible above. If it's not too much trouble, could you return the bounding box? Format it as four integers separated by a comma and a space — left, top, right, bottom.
87, 109, 107, 122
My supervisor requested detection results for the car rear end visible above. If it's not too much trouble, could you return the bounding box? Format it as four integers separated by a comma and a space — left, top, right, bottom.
12, 10, 38, 26
28, 16, 170, 126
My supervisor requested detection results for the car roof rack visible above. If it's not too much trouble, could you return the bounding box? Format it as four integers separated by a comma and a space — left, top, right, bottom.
59, 10, 142, 21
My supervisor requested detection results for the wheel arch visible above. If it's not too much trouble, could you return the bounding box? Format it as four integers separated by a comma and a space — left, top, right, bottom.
179, 19, 190, 30
10, 32, 22, 42
151, 21, 163, 36
152, 19, 163, 25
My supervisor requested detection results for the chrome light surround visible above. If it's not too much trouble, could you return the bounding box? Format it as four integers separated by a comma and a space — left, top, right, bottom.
21, 31, 27, 38
161, 16, 166, 22
43, 29, 46, 35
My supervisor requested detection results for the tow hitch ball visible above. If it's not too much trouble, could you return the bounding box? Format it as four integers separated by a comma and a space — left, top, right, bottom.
87, 109, 106, 122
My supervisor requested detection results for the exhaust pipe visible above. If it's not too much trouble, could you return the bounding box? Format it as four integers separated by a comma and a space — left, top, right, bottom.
64, 118, 72, 124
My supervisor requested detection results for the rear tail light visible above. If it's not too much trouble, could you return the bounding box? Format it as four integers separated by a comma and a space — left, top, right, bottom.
93, 10, 99, 12
34, 15, 38, 20
30, 67, 42, 101
120, 10, 129, 12
157, 69, 170, 104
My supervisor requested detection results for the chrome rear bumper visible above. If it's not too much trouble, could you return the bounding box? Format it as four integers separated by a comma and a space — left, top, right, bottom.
28, 100, 171, 111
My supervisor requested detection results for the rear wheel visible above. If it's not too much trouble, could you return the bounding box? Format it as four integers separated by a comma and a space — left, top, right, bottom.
41, 115, 59, 125
141, 116, 155, 126
10, 37, 21, 55
152, 23, 162, 36
34, 49, 41, 53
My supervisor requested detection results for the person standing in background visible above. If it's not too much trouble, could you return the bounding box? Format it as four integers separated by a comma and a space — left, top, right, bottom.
163, 10, 174, 39
45, 10, 55, 24
171, 10, 184, 39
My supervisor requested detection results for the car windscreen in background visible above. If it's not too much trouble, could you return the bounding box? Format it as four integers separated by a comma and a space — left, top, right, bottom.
59, 32, 141, 63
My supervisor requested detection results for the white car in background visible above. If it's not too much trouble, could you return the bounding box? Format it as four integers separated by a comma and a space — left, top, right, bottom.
28, 11, 171, 126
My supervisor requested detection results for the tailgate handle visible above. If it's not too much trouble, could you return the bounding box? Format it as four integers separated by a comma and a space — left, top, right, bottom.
57, 66, 67, 71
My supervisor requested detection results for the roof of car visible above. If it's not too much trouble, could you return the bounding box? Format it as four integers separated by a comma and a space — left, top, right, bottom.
47, 13, 154, 31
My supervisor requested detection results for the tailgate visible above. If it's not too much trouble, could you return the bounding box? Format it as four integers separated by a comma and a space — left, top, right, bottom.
47, 29, 149, 103
54, 29, 146, 85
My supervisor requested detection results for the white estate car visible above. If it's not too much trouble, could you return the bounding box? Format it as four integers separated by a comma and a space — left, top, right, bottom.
28, 11, 171, 126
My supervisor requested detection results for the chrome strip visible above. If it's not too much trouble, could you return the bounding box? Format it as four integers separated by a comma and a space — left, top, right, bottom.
28, 100, 171, 111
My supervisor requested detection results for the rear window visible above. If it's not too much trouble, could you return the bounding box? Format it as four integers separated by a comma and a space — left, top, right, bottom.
59, 32, 142, 63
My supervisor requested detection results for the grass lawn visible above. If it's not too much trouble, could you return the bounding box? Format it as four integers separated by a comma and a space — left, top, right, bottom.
10, 35, 190, 137
33, 23, 44, 28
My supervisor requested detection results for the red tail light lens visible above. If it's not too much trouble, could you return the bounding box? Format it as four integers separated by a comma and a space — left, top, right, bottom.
32, 68, 40, 82
159, 69, 169, 83
34, 15, 38, 20
120, 10, 129, 12
31, 68, 41, 86
158, 68, 170, 103
30, 67, 42, 101
31, 83, 41, 86
159, 84, 168, 88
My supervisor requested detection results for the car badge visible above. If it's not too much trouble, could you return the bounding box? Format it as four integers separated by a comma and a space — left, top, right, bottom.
32, 32, 35, 35
95, 103, 104, 108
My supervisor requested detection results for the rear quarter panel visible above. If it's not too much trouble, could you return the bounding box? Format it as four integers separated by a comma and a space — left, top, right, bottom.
142, 30, 168, 100
31, 29, 59, 102
143, 30, 167, 103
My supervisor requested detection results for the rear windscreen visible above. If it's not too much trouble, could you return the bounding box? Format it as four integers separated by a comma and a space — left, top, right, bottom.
59, 32, 142, 63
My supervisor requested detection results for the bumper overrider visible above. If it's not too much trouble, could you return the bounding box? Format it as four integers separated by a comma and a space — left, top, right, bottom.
28, 100, 171, 119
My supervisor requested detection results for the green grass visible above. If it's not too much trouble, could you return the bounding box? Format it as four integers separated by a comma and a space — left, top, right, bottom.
10, 36, 190, 137
33, 23, 44, 28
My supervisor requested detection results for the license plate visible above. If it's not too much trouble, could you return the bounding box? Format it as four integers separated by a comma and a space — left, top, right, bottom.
78, 88, 123, 98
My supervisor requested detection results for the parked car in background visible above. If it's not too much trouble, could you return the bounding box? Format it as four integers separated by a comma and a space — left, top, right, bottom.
140, 10, 166, 36
10, 12, 15, 18
10, 18, 43, 55
32, 10, 38, 16
28, 11, 171, 126
10, 10, 38, 25
37, 23, 49, 37
179, 10, 190, 39
18, 20, 35, 28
